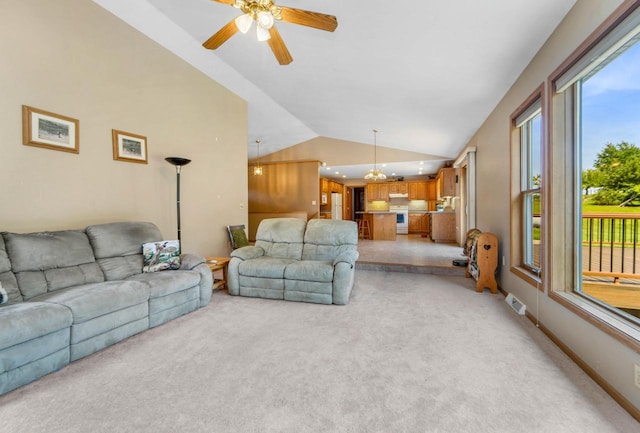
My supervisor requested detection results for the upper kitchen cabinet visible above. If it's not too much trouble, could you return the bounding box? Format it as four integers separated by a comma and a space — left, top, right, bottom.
320, 178, 330, 193
320, 178, 343, 207
426, 180, 437, 201
436, 167, 456, 198
389, 181, 408, 195
366, 182, 389, 201
408, 181, 428, 200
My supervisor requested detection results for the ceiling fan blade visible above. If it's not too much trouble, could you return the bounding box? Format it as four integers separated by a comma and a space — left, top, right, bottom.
211, 0, 236, 5
268, 26, 293, 65
202, 19, 238, 50
279, 6, 338, 32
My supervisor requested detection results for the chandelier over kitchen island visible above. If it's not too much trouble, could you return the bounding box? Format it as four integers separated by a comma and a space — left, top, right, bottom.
364, 129, 386, 181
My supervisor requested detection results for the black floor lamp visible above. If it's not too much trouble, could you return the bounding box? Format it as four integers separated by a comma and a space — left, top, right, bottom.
165, 157, 191, 247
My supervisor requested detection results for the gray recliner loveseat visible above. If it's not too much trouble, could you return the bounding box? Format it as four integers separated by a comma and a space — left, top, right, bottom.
0, 221, 212, 396
227, 218, 359, 305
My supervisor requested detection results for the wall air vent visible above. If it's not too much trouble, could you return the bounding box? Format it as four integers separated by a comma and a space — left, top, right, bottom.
505, 293, 526, 315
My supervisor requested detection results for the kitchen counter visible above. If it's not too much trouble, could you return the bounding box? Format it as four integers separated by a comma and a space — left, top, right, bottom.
363, 212, 396, 240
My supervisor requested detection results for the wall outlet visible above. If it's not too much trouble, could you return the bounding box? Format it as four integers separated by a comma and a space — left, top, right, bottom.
312, 200, 317, 206
635, 364, 640, 389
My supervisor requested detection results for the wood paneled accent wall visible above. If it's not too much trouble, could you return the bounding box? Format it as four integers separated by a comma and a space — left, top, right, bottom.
248, 160, 320, 232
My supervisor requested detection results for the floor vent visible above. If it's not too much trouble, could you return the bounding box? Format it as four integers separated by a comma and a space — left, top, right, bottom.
505, 293, 526, 315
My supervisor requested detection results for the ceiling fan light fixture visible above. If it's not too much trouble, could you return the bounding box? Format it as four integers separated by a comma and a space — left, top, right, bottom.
204, 0, 338, 65
257, 11, 275, 29
235, 13, 253, 34
256, 25, 271, 41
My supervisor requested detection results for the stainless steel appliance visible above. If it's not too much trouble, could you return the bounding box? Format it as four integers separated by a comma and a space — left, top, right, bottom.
389, 205, 409, 234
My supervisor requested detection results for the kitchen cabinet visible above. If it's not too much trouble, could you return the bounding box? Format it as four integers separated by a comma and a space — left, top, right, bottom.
431, 212, 456, 242
330, 180, 343, 193
320, 178, 329, 193
366, 182, 389, 201
389, 182, 408, 194
437, 168, 456, 198
409, 212, 431, 235
408, 213, 430, 234
408, 214, 421, 233
426, 180, 437, 201
320, 178, 343, 207
408, 181, 428, 200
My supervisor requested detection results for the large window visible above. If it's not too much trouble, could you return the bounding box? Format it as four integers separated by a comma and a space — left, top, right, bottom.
552, 5, 640, 333
510, 88, 544, 285
519, 107, 542, 272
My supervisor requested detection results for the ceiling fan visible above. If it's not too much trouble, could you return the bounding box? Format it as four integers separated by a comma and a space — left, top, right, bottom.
202, 0, 338, 65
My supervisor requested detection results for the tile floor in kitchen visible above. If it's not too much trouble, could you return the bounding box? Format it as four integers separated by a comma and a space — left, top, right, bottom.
356, 234, 466, 271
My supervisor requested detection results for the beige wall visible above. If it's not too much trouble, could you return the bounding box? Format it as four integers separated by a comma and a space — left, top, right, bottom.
465, 0, 639, 411
260, 136, 445, 167
0, 0, 248, 257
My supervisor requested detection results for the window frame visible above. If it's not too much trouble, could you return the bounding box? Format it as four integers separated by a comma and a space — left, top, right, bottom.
547, 1, 640, 350
510, 84, 545, 288
520, 109, 542, 273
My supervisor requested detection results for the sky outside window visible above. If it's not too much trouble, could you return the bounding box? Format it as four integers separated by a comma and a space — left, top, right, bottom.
581, 40, 640, 169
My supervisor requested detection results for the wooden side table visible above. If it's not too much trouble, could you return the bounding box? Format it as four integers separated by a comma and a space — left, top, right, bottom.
205, 256, 231, 291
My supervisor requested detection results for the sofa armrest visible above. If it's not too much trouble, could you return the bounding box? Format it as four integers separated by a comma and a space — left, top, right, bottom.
179, 253, 205, 270
333, 250, 359, 268
231, 246, 265, 261
178, 254, 213, 307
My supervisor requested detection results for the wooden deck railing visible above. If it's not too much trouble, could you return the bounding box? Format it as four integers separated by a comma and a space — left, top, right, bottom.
582, 213, 640, 279
580, 213, 640, 311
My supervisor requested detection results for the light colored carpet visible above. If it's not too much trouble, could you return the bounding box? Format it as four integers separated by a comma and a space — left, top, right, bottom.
1, 271, 637, 433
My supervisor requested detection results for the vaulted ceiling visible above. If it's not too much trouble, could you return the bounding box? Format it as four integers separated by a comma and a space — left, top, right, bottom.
94, 0, 577, 178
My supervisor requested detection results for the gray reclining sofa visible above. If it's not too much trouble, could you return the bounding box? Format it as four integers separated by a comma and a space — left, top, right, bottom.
228, 218, 359, 305
0, 221, 212, 396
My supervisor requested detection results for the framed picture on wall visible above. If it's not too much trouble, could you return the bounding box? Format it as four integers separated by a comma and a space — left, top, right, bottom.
22, 105, 79, 154
112, 129, 148, 164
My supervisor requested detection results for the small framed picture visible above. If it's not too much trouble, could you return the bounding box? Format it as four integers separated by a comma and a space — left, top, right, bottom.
22, 105, 79, 154
112, 129, 148, 164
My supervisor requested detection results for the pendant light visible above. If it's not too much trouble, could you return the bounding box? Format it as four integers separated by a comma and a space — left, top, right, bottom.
363, 129, 386, 181
253, 139, 263, 176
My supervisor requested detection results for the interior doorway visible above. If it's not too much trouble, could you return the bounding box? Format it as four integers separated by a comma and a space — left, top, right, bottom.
459, 165, 468, 241
454, 148, 476, 244
352, 186, 365, 221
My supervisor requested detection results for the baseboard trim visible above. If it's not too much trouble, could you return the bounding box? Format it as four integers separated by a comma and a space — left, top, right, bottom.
497, 284, 640, 422
524, 309, 640, 422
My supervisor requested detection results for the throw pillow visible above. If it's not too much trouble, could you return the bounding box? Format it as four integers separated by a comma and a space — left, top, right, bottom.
142, 240, 181, 273
0, 283, 7, 304
231, 228, 249, 249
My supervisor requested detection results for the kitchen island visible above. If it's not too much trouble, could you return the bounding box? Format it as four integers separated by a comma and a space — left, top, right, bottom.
430, 211, 456, 242
363, 212, 396, 240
